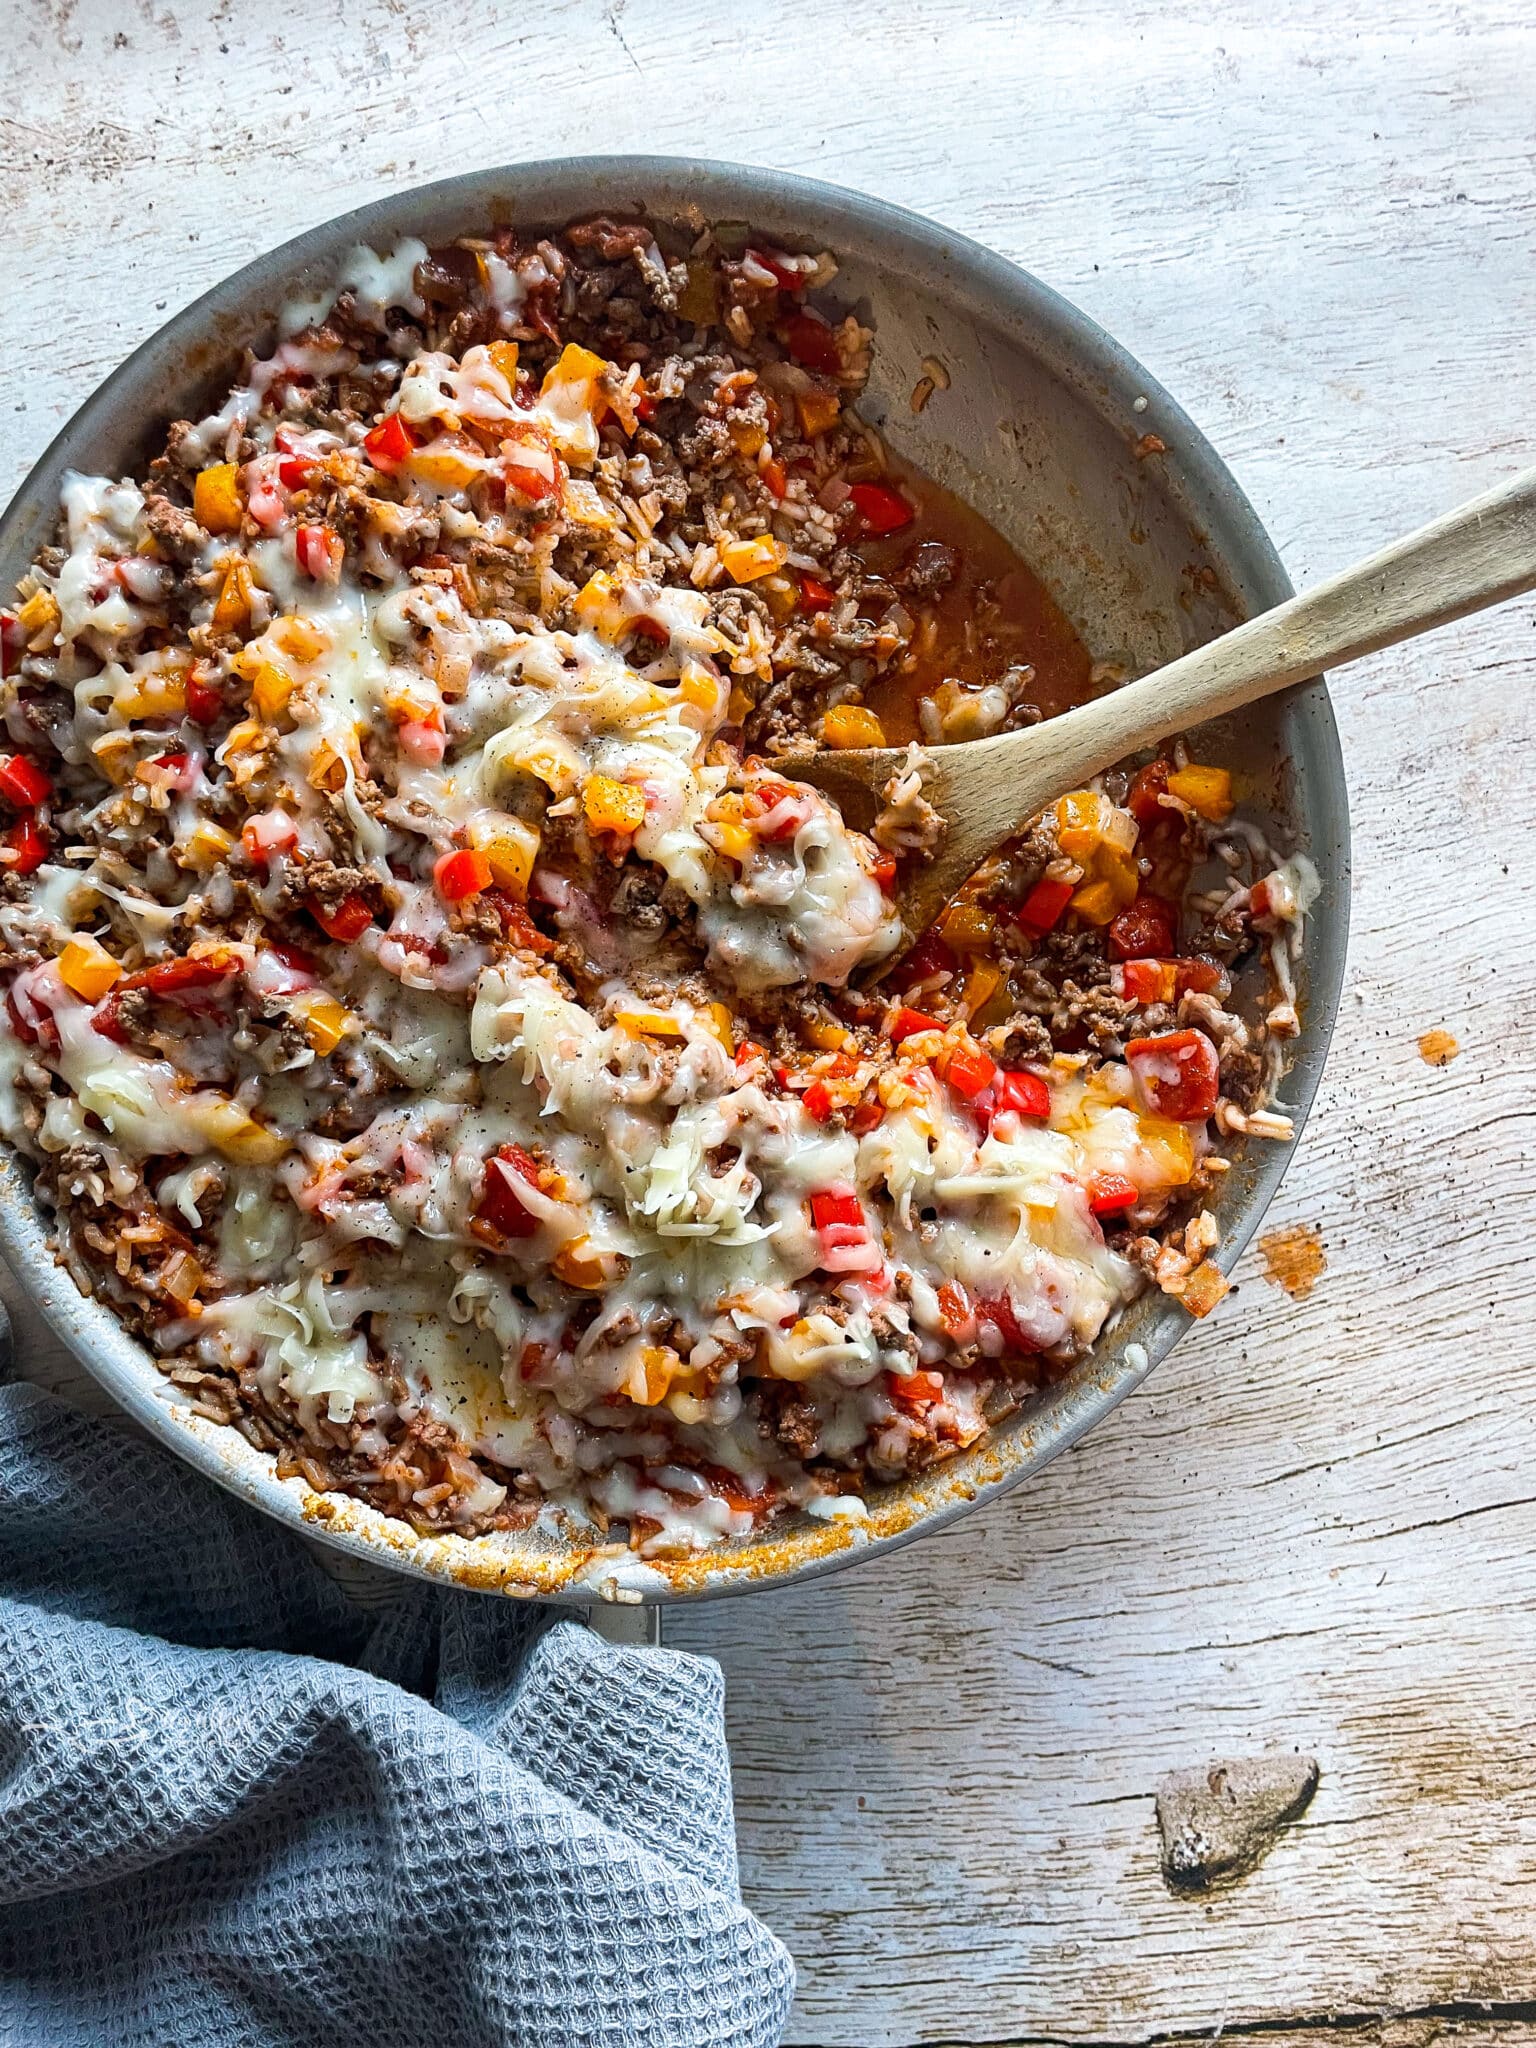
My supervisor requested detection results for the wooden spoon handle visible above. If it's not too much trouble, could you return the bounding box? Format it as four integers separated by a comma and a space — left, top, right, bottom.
1015, 462, 1536, 795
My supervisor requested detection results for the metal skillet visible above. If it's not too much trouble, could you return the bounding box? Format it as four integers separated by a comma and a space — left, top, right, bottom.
0, 158, 1349, 1604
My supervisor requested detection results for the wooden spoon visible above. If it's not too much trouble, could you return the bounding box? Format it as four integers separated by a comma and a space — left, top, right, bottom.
797, 465, 1536, 944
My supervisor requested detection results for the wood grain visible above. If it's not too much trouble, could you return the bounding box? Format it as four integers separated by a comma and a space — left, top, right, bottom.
4, 2, 1535, 2042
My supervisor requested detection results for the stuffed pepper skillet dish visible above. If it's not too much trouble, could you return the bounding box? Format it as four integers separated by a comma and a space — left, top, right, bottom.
0, 166, 1343, 1594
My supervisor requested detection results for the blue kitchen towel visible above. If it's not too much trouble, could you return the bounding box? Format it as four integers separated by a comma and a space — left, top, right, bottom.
0, 1382, 794, 2048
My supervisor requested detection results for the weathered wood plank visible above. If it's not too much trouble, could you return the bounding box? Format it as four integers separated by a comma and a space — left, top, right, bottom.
4, 2, 1534, 2042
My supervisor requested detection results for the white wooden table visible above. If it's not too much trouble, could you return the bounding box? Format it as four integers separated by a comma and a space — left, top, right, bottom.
6, 3, 1535, 2041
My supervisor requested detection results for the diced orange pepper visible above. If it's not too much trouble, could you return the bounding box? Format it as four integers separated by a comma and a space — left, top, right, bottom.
211, 558, 255, 638
1167, 764, 1234, 823
194, 464, 242, 535
582, 774, 647, 836
718, 535, 789, 584
821, 703, 886, 748
58, 936, 121, 1002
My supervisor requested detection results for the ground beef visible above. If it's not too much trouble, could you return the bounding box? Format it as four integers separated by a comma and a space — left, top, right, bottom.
895, 539, 959, 601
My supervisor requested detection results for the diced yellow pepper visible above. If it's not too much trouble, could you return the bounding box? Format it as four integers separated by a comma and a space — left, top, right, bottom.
679, 663, 721, 714
487, 339, 520, 386
200, 1099, 288, 1165
552, 1235, 616, 1291
1167, 763, 1234, 823
116, 668, 187, 719
937, 901, 997, 952
306, 739, 348, 792
961, 960, 1004, 1018
821, 703, 887, 749
251, 661, 295, 724
269, 615, 327, 664
1139, 1114, 1195, 1187
470, 816, 540, 898
616, 1007, 686, 1040
701, 1000, 735, 1054
15, 588, 60, 643
410, 442, 483, 491
718, 535, 789, 584
1095, 841, 1140, 910
1069, 878, 1120, 925
179, 821, 235, 872
561, 477, 618, 530
541, 343, 609, 417
298, 992, 350, 1055
90, 731, 138, 785
631, 1345, 681, 1406
58, 935, 120, 1002
727, 414, 766, 457
194, 464, 242, 536
726, 684, 755, 724
676, 261, 718, 327
758, 574, 798, 621
211, 558, 254, 638
796, 388, 841, 438
582, 774, 647, 836
1055, 789, 1110, 860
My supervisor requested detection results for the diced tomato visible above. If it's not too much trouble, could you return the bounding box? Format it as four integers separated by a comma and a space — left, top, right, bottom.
1249, 877, 1274, 919
1175, 958, 1224, 996
310, 891, 375, 945
502, 426, 565, 504
936, 1280, 972, 1336
185, 668, 223, 726
848, 1091, 884, 1135
761, 458, 788, 500
493, 897, 552, 953
890, 1005, 942, 1044
749, 780, 805, 841
242, 809, 298, 868
1114, 958, 1177, 1005
363, 413, 417, 473
782, 310, 842, 375
810, 1188, 863, 1233
872, 851, 897, 895
1017, 876, 1075, 935
398, 715, 447, 764
474, 1144, 543, 1240
435, 848, 493, 904
976, 1293, 1037, 1355
941, 1041, 997, 1101
1087, 1172, 1139, 1217
980, 1068, 1051, 1132
1109, 893, 1177, 962
845, 481, 915, 537
749, 247, 807, 293
149, 751, 197, 793
0, 753, 52, 808
890, 1368, 945, 1412
295, 523, 344, 582
1125, 1029, 1221, 1123
887, 930, 957, 994
798, 572, 836, 614
1127, 759, 1173, 826
801, 1079, 835, 1123
2, 818, 47, 875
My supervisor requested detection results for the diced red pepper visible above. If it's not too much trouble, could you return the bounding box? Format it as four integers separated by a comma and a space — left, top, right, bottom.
936, 1280, 972, 1336
0, 753, 52, 808
1125, 1029, 1221, 1123
0, 612, 22, 678
185, 668, 223, 726
1017, 875, 1075, 935
1108, 893, 1177, 962
1087, 1172, 1139, 1217
801, 1079, 835, 1123
782, 311, 842, 375
798, 572, 836, 614
810, 1188, 863, 1233
890, 1005, 942, 1044
1249, 876, 1274, 919
310, 891, 375, 945
871, 851, 897, 895
268, 940, 319, 983
474, 1144, 543, 1241
149, 751, 197, 792
941, 1040, 997, 1101
2, 818, 47, 874
1114, 958, 1177, 1005
760, 458, 787, 501
845, 481, 915, 537
976, 1292, 1037, 1355
242, 809, 298, 868
887, 930, 957, 994
633, 388, 657, 422
982, 1068, 1051, 1129
363, 413, 417, 474
1127, 759, 1172, 826
502, 426, 565, 504
749, 247, 807, 293
295, 523, 344, 582
435, 848, 493, 904
749, 780, 805, 841
889, 1368, 945, 1412
273, 425, 315, 490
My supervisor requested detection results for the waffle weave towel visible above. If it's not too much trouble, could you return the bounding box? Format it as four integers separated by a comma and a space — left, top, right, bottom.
0, 1382, 793, 2047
